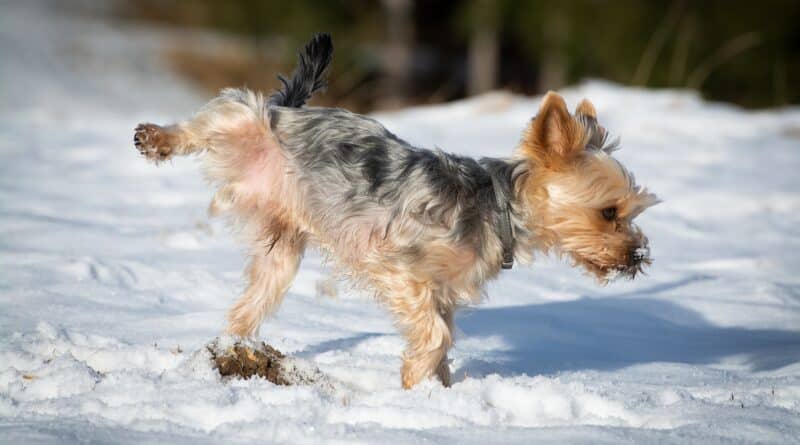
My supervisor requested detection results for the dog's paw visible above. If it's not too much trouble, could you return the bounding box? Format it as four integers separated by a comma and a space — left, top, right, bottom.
134, 123, 173, 162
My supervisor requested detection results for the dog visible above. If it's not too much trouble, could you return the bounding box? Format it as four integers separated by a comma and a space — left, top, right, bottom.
134, 33, 658, 389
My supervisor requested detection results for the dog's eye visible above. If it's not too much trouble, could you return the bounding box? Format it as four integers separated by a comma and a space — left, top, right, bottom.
601, 207, 617, 221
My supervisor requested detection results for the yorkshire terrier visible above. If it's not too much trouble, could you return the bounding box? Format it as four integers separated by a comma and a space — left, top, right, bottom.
134, 33, 658, 389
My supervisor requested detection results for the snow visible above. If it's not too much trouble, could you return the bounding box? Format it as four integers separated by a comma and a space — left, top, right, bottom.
2, 2, 800, 444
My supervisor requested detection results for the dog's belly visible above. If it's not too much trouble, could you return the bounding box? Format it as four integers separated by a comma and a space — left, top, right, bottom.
305, 210, 487, 305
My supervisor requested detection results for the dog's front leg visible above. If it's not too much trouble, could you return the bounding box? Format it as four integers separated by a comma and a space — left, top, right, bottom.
390, 284, 454, 389
434, 308, 453, 387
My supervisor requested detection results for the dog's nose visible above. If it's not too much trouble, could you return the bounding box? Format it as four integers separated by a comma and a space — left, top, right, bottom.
629, 245, 650, 265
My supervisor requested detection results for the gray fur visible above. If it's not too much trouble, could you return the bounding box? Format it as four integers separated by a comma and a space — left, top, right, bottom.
269, 105, 530, 268
577, 113, 620, 154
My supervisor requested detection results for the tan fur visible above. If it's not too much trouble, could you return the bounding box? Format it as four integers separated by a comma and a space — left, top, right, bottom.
575, 98, 597, 119
521, 92, 588, 168
516, 92, 658, 283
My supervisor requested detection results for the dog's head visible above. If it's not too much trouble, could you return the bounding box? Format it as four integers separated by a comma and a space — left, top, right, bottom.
516, 92, 659, 283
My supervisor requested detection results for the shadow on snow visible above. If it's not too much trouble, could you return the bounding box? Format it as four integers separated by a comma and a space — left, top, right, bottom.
455, 295, 800, 377
298, 275, 800, 379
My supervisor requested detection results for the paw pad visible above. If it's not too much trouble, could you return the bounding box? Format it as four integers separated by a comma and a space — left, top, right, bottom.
134, 123, 172, 162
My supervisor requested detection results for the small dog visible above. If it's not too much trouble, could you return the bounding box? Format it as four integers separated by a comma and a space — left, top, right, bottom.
134, 34, 657, 389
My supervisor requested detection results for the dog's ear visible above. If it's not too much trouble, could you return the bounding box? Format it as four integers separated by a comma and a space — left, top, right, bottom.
520, 92, 585, 168
575, 98, 596, 119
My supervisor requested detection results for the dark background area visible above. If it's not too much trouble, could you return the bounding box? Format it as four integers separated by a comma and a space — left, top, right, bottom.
108, 0, 799, 112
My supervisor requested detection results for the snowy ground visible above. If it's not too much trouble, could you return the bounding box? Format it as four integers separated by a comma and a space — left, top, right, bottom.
2, 3, 800, 444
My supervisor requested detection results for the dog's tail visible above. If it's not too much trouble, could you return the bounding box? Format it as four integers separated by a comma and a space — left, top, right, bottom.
269, 33, 333, 108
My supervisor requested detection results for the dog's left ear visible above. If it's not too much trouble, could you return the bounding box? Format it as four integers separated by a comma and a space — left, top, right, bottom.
575, 98, 597, 119
519, 91, 585, 169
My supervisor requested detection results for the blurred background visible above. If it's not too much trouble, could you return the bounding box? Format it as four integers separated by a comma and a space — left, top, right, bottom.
44, 0, 800, 111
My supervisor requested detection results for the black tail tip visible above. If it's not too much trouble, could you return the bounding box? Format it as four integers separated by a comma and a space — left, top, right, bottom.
304, 32, 333, 70
269, 32, 334, 108
309, 32, 333, 52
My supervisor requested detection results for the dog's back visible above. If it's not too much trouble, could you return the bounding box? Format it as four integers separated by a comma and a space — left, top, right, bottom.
269, 104, 503, 245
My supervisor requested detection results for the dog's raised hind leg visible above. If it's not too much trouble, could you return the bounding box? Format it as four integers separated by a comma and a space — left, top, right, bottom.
133, 123, 191, 162
134, 90, 265, 163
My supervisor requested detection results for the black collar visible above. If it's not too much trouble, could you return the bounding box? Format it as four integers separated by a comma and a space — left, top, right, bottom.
490, 175, 515, 269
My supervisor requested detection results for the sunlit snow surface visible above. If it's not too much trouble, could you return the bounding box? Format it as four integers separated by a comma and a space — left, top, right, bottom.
1, 3, 800, 444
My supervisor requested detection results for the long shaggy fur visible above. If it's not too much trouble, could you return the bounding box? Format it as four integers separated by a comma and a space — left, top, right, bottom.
132, 34, 657, 389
